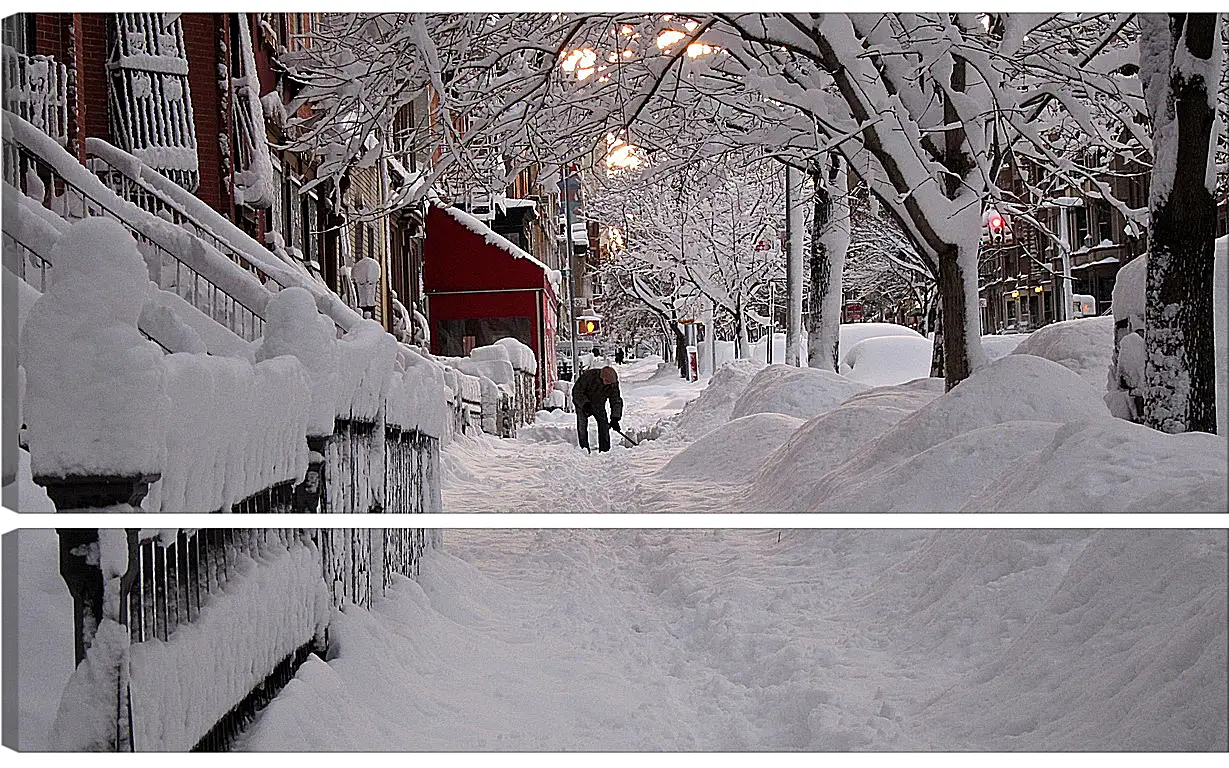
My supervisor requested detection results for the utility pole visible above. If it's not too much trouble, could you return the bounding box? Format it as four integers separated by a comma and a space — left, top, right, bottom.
564, 164, 579, 377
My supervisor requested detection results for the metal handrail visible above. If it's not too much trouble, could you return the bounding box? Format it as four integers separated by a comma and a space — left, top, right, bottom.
1, 229, 53, 291
87, 151, 287, 290
3, 136, 267, 341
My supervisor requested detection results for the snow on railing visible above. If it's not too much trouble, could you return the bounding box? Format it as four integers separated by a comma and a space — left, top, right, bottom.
86, 137, 359, 335
1, 45, 69, 146
54, 526, 433, 750
3, 116, 270, 341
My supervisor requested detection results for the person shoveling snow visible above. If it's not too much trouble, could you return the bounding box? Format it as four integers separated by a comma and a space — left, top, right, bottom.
573, 365, 624, 452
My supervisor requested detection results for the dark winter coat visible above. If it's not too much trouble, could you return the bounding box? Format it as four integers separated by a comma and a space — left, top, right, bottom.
571, 368, 623, 420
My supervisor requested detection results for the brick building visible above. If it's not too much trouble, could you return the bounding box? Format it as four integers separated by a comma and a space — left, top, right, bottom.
3, 12, 413, 334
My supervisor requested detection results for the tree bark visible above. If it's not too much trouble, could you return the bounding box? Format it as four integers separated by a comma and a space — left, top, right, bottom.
1142, 13, 1220, 434
929, 292, 945, 379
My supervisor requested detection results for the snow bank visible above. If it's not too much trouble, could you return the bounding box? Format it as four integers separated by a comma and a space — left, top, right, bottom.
659, 413, 803, 482
750, 403, 916, 512
829, 355, 1109, 478
730, 364, 869, 421
790, 354, 1224, 513
127, 539, 331, 751
669, 358, 764, 439
1011, 315, 1115, 387
843, 335, 933, 386
966, 418, 1228, 513
917, 530, 1227, 750
20, 218, 170, 478
838, 323, 923, 365
979, 333, 1029, 361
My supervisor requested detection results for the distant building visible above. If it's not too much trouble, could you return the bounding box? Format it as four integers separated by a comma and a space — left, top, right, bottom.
978, 154, 1149, 333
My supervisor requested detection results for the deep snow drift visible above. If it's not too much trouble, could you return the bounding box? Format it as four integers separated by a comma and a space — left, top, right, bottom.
217, 528, 1226, 751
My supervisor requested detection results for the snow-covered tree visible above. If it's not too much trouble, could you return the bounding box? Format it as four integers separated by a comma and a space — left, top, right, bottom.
1138, 13, 1223, 434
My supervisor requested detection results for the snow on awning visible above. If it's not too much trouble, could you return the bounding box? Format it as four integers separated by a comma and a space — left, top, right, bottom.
440, 204, 554, 276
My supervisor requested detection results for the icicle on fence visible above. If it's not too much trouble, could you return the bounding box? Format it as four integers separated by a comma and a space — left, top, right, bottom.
57, 527, 432, 751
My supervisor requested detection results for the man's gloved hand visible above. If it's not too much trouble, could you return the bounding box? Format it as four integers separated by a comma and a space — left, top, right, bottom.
610, 419, 621, 432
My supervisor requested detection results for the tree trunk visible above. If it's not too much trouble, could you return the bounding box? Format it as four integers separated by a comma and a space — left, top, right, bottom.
675, 325, 688, 378
807, 157, 849, 372
1141, 13, 1220, 434
784, 164, 806, 365
929, 292, 944, 379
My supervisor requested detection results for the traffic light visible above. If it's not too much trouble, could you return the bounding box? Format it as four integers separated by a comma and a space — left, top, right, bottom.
577, 317, 601, 335
982, 209, 1013, 245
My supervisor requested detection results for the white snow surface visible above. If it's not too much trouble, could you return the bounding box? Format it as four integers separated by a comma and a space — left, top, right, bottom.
443, 347, 1225, 513
659, 412, 803, 482
669, 358, 763, 439
233, 528, 1226, 751
20, 218, 171, 478
1011, 315, 1115, 387
838, 322, 923, 365
127, 538, 331, 751
730, 364, 869, 421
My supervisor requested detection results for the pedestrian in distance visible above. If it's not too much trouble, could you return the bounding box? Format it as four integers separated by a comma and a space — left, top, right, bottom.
615, 347, 625, 365
572, 365, 623, 452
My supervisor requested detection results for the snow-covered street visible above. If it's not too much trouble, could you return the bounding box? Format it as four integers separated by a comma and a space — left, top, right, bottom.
235, 528, 1227, 751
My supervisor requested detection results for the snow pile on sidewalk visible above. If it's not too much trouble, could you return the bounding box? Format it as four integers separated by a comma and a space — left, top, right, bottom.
1010, 315, 1114, 387
745, 378, 944, 511
912, 530, 1227, 750
660, 413, 803, 482
730, 364, 869, 421
669, 358, 763, 438
797, 354, 1225, 512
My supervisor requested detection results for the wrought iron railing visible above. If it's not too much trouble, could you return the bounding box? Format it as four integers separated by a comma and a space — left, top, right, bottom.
87, 147, 286, 290
3, 134, 267, 341
1, 45, 69, 146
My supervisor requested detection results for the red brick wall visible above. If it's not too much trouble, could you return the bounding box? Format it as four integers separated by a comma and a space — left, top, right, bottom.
77, 14, 109, 145
181, 13, 227, 214
33, 14, 69, 60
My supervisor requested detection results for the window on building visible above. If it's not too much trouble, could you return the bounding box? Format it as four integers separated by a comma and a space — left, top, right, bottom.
1072, 206, 1090, 249
2, 14, 34, 53
1094, 200, 1113, 244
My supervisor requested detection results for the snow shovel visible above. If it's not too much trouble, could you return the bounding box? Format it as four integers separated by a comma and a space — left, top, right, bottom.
613, 426, 640, 446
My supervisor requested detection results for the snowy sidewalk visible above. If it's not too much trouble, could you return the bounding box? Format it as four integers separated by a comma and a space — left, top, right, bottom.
442, 357, 720, 513
238, 529, 1227, 751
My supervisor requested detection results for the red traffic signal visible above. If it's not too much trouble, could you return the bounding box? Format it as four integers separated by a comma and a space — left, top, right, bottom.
989, 215, 1003, 229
